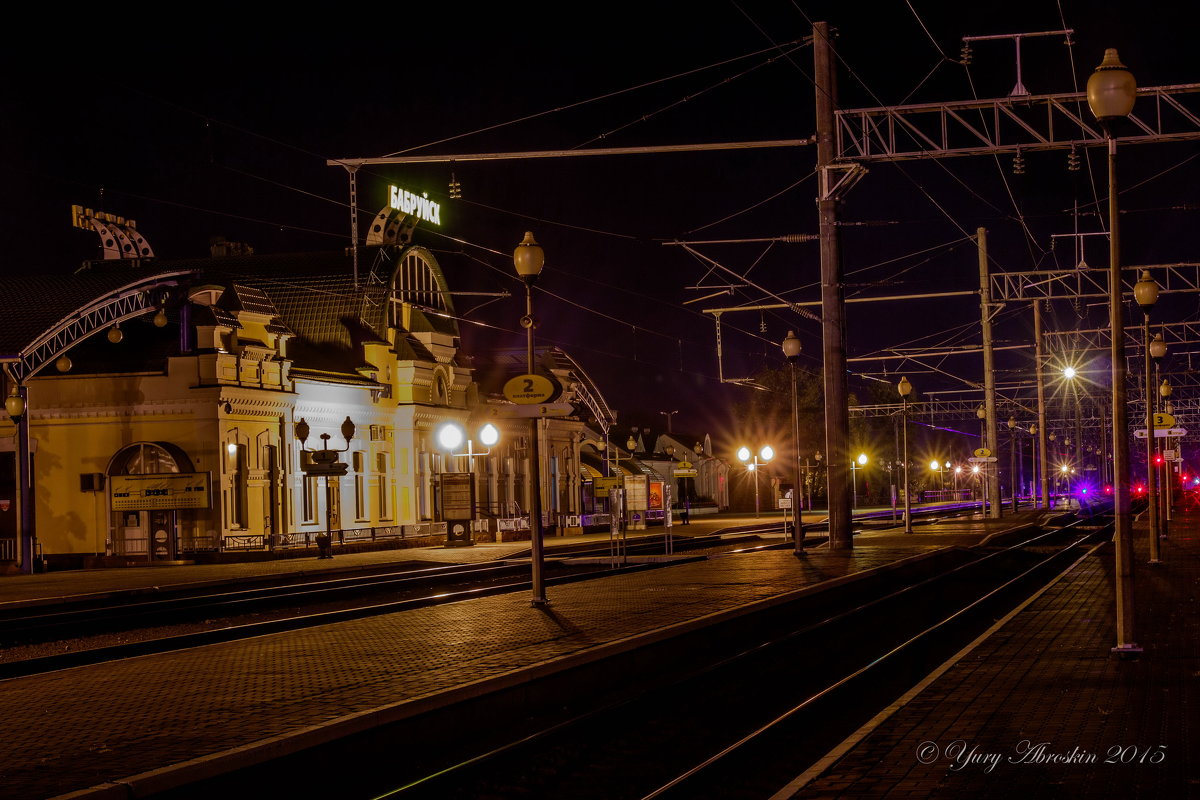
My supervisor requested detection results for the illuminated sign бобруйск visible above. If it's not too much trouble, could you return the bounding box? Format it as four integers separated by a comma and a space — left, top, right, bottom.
389, 185, 441, 226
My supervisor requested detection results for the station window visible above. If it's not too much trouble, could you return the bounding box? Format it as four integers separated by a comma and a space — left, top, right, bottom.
353, 451, 367, 522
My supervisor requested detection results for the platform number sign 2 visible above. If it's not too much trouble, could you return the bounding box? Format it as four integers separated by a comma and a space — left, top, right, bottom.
503, 373, 557, 404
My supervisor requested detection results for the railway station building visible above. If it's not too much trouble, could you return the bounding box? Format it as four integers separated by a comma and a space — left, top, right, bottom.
0, 236, 635, 573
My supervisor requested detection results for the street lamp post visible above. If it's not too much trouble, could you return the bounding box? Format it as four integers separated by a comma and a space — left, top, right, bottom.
813, 450, 823, 509
1029, 423, 1039, 507
435, 421, 501, 546
295, 416, 355, 559
737, 445, 774, 518
851, 453, 868, 508
1133, 270, 1161, 561
1150, 336, 1168, 535
4, 379, 31, 574
1008, 416, 1018, 512
1161, 378, 1174, 533
898, 376, 913, 533
514, 231, 548, 606
976, 405, 988, 510
782, 331, 804, 552
1089, 47, 1140, 656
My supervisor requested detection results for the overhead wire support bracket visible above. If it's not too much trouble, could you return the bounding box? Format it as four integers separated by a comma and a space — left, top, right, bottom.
819, 163, 867, 202
961, 29, 1075, 98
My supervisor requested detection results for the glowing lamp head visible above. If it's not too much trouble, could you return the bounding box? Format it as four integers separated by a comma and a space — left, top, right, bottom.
760, 445, 775, 462
737, 446, 751, 464
1062, 366, 1077, 380
479, 423, 500, 447
930, 460, 940, 471
436, 422, 465, 451
857, 453, 867, 466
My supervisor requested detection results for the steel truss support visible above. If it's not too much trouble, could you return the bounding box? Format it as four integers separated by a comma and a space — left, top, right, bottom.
836, 84, 1200, 163
6, 272, 193, 384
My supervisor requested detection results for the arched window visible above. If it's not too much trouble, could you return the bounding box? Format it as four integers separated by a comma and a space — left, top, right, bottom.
388, 247, 453, 328
109, 442, 192, 476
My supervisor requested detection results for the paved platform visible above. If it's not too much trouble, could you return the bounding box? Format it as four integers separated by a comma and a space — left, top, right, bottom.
0, 507, 1099, 799
781, 509, 1199, 799
0, 505, 992, 608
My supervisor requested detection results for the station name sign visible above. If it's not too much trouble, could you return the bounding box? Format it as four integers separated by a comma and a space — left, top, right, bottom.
389, 185, 441, 226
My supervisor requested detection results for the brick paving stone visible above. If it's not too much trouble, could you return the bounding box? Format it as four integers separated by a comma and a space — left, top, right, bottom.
788, 510, 1199, 799
0, 510, 1054, 799
0, 527, 961, 799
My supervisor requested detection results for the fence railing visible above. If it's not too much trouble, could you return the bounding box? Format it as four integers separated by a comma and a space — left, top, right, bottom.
215, 522, 456, 553
193, 513, 605, 554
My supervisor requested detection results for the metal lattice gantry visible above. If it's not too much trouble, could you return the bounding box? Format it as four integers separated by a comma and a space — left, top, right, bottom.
8, 272, 195, 384
990, 263, 1200, 302
836, 84, 1200, 163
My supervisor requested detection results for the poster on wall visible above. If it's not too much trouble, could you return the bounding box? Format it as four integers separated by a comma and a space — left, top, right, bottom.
648, 481, 663, 511
110, 473, 212, 510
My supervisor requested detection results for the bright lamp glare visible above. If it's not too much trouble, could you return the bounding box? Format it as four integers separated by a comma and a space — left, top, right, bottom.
479, 423, 500, 446
930, 460, 940, 471
857, 453, 868, 465
1063, 366, 1077, 380
437, 423, 464, 451
737, 446, 751, 463
761, 445, 775, 462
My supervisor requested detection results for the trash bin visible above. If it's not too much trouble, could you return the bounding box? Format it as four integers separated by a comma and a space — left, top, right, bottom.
315, 532, 333, 559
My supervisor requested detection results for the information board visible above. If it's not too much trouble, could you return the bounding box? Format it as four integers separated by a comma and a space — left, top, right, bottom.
624, 475, 649, 511
440, 472, 477, 521
593, 476, 620, 497
110, 472, 212, 511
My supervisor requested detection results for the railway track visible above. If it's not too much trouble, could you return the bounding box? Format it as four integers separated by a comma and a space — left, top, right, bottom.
0, 531, 787, 678
345, 513, 1110, 800
0, 504, 1005, 679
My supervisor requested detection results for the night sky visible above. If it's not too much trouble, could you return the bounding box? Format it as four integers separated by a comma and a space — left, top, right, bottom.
3, 2, 1195, 445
